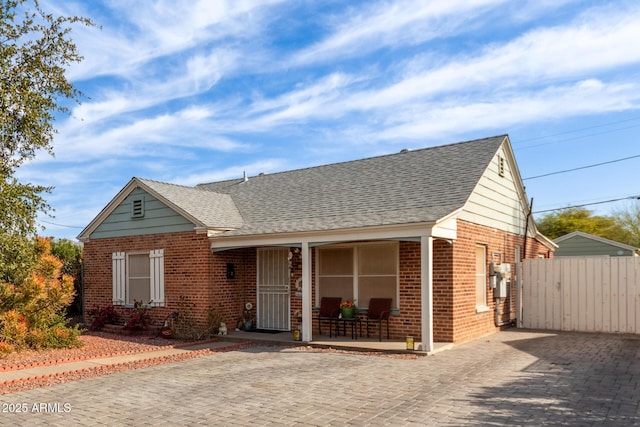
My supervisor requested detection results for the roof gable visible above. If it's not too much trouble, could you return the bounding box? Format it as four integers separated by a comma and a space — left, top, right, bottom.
554, 231, 639, 252
78, 178, 244, 241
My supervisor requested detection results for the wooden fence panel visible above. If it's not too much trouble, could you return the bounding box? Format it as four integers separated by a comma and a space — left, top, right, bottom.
521, 257, 640, 334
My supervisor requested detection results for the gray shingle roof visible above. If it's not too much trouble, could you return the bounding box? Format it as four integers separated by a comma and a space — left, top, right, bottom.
138, 178, 244, 229
193, 135, 506, 236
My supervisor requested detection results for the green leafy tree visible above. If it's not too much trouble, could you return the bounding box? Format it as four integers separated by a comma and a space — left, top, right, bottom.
0, 1, 92, 353
535, 207, 630, 243
1, 0, 93, 241
50, 238, 83, 315
611, 201, 640, 248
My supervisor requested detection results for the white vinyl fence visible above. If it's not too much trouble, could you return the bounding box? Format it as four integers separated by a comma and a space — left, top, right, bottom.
520, 257, 640, 334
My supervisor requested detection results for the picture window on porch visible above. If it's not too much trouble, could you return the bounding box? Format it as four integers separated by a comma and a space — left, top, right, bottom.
316, 242, 398, 309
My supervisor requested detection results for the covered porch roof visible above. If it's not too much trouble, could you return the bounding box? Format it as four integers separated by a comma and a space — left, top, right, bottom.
208, 220, 453, 353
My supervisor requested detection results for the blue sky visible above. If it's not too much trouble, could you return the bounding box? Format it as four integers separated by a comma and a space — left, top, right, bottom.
19, 0, 640, 240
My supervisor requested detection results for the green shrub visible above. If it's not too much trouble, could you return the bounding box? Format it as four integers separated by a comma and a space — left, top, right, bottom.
0, 237, 83, 354
172, 296, 221, 340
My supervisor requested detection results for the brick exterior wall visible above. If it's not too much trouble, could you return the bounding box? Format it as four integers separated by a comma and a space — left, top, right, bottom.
84, 231, 263, 333
84, 219, 550, 344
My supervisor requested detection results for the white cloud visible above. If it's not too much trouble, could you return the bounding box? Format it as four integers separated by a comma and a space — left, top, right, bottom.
290, 0, 509, 66
67, 0, 284, 81
334, 4, 640, 113
48, 106, 249, 165
235, 2, 640, 133
373, 79, 640, 141
70, 48, 238, 127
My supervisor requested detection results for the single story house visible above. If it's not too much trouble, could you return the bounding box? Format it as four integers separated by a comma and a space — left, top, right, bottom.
78, 135, 554, 350
553, 231, 639, 257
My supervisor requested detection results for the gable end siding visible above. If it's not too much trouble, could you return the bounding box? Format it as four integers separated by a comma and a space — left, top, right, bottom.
90, 188, 196, 239
459, 146, 525, 235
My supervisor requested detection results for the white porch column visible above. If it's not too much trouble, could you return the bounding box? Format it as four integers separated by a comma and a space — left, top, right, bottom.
421, 235, 434, 352
301, 241, 313, 342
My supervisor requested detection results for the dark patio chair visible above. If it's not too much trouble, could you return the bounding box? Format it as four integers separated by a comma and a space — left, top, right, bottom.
365, 298, 392, 341
316, 297, 341, 336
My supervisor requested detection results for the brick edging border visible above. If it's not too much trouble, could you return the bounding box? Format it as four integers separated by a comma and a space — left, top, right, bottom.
0, 337, 220, 373
0, 341, 253, 388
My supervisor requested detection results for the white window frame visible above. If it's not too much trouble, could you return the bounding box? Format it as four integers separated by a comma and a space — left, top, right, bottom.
315, 241, 399, 309
475, 244, 489, 312
112, 249, 164, 307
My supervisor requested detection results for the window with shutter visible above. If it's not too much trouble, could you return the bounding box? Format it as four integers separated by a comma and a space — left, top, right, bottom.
127, 253, 150, 305
112, 249, 165, 307
112, 252, 126, 305
149, 249, 165, 307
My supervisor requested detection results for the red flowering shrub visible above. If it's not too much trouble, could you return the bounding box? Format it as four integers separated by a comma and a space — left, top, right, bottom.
123, 300, 152, 331
87, 305, 121, 331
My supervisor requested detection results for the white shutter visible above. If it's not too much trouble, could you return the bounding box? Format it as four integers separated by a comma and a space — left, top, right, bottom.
112, 252, 126, 305
149, 249, 165, 307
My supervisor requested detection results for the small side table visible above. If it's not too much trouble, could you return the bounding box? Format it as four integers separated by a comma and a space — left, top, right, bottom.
332, 317, 362, 339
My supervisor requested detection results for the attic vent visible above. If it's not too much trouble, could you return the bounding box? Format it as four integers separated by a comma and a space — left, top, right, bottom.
400, 148, 411, 153
131, 197, 145, 218
497, 155, 505, 177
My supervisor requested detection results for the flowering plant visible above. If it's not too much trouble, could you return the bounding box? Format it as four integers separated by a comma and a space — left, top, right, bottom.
340, 300, 356, 309
123, 300, 152, 331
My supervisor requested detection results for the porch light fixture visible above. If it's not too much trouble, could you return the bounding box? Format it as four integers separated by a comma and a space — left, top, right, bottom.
226, 263, 236, 280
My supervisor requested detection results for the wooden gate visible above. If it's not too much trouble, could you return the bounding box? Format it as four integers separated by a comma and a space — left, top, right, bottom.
256, 248, 290, 331
520, 257, 640, 333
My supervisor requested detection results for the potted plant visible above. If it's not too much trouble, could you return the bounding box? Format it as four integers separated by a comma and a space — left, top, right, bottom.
340, 300, 356, 318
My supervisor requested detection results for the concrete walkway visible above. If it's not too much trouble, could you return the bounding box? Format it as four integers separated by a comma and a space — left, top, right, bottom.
0, 341, 243, 385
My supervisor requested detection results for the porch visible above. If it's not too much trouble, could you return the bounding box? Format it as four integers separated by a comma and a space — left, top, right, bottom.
219, 330, 454, 355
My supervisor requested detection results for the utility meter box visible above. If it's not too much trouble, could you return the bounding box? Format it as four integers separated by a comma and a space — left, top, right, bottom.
495, 279, 507, 299
500, 263, 511, 282
494, 264, 510, 299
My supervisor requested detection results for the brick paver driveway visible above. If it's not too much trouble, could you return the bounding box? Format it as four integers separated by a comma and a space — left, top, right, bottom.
2, 330, 639, 426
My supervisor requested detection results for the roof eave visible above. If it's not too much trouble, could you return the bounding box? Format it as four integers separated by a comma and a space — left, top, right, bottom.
209, 221, 441, 250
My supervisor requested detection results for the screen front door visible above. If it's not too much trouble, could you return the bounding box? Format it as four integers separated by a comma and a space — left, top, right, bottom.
257, 248, 290, 330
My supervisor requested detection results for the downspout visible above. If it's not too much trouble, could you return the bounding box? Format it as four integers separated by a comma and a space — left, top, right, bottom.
522, 197, 533, 260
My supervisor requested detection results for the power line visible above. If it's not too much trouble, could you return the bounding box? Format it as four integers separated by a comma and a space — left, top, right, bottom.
517, 124, 640, 150
533, 195, 640, 215
523, 154, 640, 180
39, 219, 84, 229
516, 115, 640, 144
